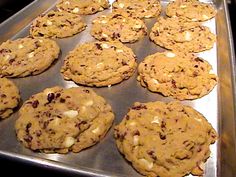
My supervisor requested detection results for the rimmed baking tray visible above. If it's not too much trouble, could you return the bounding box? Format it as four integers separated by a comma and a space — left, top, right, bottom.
0, 0, 236, 176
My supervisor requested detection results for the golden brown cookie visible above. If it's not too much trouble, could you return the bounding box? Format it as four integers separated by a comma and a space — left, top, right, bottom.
91, 11, 147, 43
149, 17, 216, 53
0, 37, 60, 78
112, 0, 161, 19
15, 86, 114, 153
166, 0, 216, 22
57, 0, 110, 15
137, 51, 217, 100
61, 41, 137, 87
30, 10, 86, 38
114, 101, 217, 177
0, 78, 20, 119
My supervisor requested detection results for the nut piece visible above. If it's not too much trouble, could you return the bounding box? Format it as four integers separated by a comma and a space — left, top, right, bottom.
63, 137, 75, 147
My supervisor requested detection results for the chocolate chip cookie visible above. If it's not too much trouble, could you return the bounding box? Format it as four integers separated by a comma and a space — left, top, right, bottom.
137, 51, 217, 100
91, 11, 147, 43
0, 78, 20, 119
166, 0, 216, 22
0, 37, 60, 77
149, 17, 216, 53
112, 0, 161, 19
30, 10, 86, 38
61, 41, 137, 87
15, 86, 114, 153
57, 0, 110, 15
114, 101, 217, 177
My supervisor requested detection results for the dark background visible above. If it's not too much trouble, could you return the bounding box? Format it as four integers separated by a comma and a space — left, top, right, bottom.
0, 0, 235, 176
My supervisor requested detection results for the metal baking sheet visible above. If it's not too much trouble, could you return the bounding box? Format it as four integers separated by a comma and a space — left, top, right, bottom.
0, 0, 236, 176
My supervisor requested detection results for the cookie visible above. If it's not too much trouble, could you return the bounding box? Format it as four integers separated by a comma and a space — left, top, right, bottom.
112, 0, 161, 19
30, 10, 86, 38
137, 51, 217, 100
166, 0, 216, 22
150, 17, 216, 53
0, 78, 20, 119
0, 37, 60, 78
56, 0, 110, 15
114, 101, 217, 177
15, 86, 114, 153
61, 41, 137, 87
91, 11, 147, 43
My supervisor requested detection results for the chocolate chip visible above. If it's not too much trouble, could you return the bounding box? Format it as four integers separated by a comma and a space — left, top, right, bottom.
133, 130, 140, 136
55, 93, 61, 98
194, 57, 204, 62
26, 123, 32, 133
24, 135, 33, 143
47, 13, 55, 17
131, 104, 147, 110
32, 100, 39, 108
0, 49, 11, 54
112, 32, 120, 39
159, 133, 166, 140
171, 80, 177, 88
47, 93, 55, 103
125, 115, 130, 120
112, 14, 122, 18
76, 121, 87, 129
9, 58, 15, 64
36, 130, 42, 137
1, 94, 6, 98
83, 89, 90, 93
60, 98, 65, 103
95, 43, 103, 50
147, 150, 157, 160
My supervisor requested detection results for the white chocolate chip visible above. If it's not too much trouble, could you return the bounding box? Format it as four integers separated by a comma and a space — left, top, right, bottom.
139, 159, 153, 169
122, 19, 126, 22
28, 52, 34, 58
72, 8, 80, 13
101, 33, 109, 38
128, 121, 137, 126
165, 52, 176, 58
63, 110, 78, 118
194, 117, 202, 122
101, 43, 109, 48
180, 5, 187, 8
39, 39, 43, 43
18, 44, 24, 49
134, 24, 142, 29
63, 137, 75, 147
4, 55, 10, 60
152, 79, 159, 85
145, 15, 152, 18
191, 18, 198, 22
84, 100, 94, 106
108, 85, 111, 88
133, 135, 139, 145
184, 31, 192, 41
119, 3, 125, 8
101, 15, 107, 18
101, 20, 108, 24
46, 20, 52, 25
96, 62, 104, 69
151, 116, 161, 124
202, 14, 209, 20
92, 127, 100, 134
116, 49, 123, 53
64, 1, 70, 5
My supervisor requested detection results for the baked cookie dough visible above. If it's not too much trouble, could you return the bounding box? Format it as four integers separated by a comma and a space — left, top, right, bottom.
0, 37, 60, 78
15, 86, 114, 153
0, 78, 20, 119
30, 10, 86, 38
91, 11, 147, 43
61, 41, 137, 87
56, 0, 110, 15
112, 0, 161, 19
149, 17, 216, 53
166, 0, 216, 22
137, 51, 217, 100
114, 101, 217, 177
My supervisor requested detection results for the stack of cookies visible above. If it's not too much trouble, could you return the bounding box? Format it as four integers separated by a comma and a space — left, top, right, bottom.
0, 0, 218, 176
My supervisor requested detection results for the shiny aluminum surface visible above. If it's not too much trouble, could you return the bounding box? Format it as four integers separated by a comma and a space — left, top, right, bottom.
0, 0, 235, 176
